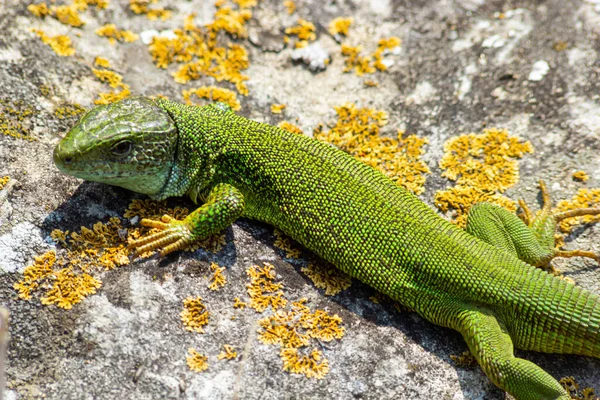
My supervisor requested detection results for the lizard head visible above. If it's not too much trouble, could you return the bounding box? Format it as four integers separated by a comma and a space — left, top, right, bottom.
54, 97, 178, 196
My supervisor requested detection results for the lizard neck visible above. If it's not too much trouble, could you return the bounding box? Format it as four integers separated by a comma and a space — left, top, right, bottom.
152, 99, 226, 202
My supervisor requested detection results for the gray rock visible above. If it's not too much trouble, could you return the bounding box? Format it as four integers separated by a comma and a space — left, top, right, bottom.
0, 0, 599, 399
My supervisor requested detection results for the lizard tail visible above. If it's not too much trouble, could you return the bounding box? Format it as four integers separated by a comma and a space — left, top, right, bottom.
508, 268, 600, 358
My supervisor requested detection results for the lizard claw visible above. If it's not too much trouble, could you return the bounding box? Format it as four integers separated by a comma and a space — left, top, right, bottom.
516, 180, 600, 267
129, 215, 193, 257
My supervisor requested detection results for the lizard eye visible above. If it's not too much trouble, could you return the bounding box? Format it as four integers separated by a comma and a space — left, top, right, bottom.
111, 140, 133, 156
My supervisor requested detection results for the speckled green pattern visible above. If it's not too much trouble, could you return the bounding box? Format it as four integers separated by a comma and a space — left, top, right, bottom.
54, 97, 600, 400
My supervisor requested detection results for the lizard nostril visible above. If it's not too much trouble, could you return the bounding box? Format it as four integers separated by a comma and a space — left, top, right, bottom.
63, 156, 73, 164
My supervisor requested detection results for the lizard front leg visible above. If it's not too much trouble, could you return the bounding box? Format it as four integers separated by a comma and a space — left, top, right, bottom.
129, 183, 245, 256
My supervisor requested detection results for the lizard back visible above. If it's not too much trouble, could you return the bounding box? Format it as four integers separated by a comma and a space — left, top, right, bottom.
161, 101, 600, 358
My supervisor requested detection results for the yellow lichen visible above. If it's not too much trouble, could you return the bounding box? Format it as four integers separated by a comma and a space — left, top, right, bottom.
233, 297, 247, 308
572, 171, 589, 182
301, 262, 352, 296
14, 248, 105, 310
261, 301, 344, 343
129, 0, 172, 21
171, 43, 250, 95
314, 103, 430, 194
92, 69, 123, 88
28, 3, 51, 17
217, 344, 237, 360
270, 104, 286, 114
560, 376, 579, 392
341, 37, 401, 75
0, 99, 36, 141
52, 5, 85, 27
260, 323, 308, 347
94, 56, 111, 68
0, 176, 9, 190
439, 129, 533, 192
376, 37, 401, 52
257, 299, 343, 379
63, 217, 131, 270
246, 262, 287, 312
341, 44, 371, 75
553, 41, 569, 52
233, 0, 257, 8
364, 80, 379, 87
181, 296, 210, 333
54, 103, 86, 120
146, 8, 171, 20
208, 262, 227, 290
40, 268, 102, 309
273, 229, 302, 259
94, 86, 131, 105
277, 121, 303, 135
31, 29, 76, 56
582, 387, 597, 400
283, 0, 296, 14
256, 297, 343, 379
16, 196, 226, 309
369, 294, 380, 304
74, 0, 110, 9
285, 19, 316, 43
310, 309, 345, 341
92, 68, 131, 105
146, 3, 254, 95
125, 199, 187, 220
40, 84, 52, 97
186, 348, 209, 372
14, 251, 57, 301
328, 17, 353, 36
95, 24, 139, 45
434, 129, 533, 226
247, 261, 344, 381
280, 348, 329, 379
147, 32, 194, 69
29, 1, 107, 26
450, 351, 476, 367
559, 376, 597, 399
15, 195, 230, 309
208, 5, 252, 38
555, 189, 600, 233
182, 86, 241, 111
434, 186, 517, 228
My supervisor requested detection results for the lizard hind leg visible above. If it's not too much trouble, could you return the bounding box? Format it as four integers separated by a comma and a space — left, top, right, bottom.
466, 180, 600, 269
465, 202, 553, 267
527, 180, 600, 266
455, 307, 569, 400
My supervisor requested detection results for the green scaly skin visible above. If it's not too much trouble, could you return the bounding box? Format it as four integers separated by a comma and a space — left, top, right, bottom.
54, 97, 600, 399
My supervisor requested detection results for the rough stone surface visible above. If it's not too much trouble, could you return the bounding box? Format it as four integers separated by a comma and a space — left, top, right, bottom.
0, 0, 599, 399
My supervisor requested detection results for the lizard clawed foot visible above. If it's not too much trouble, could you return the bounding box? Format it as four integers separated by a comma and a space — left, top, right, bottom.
129, 215, 193, 257
517, 180, 553, 225
554, 249, 600, 264
519, 180, 600, 266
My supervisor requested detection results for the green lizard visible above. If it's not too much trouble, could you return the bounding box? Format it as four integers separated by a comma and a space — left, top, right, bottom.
53, 97, 600, 399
